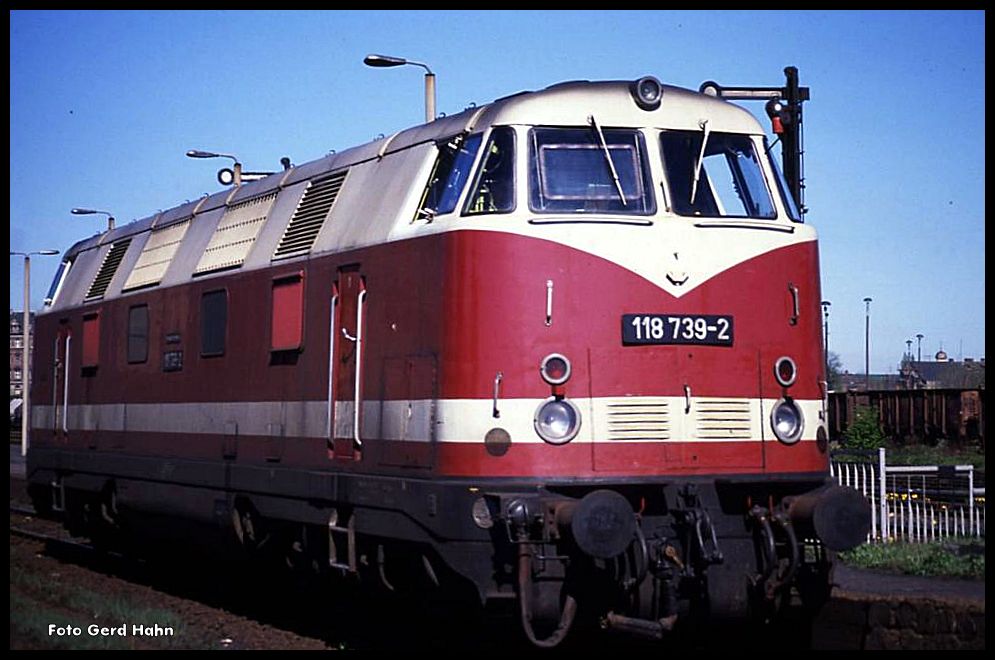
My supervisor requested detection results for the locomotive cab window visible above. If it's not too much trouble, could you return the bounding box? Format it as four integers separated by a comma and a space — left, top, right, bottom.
127, 304, 149, 364
200, 289, 228, 357
764, 138, 802, 222
464, 127, 516, 215
44, 257, 74, 307
415, 133, 483, 221
660, 131, 775, 219
529, 126, 655, 215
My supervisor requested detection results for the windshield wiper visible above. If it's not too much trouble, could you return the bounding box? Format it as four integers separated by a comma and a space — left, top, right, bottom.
690, 119, 711, 205
587, 114, 627, 206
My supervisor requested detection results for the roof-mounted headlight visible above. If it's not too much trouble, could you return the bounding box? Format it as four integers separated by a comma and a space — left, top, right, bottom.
631, 76, 663, 111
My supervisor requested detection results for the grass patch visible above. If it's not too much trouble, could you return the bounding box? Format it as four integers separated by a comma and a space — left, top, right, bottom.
840, 539, 985, 579
831, 439, 984, 468
9, 551, 213, 649
885, 442, 985, 468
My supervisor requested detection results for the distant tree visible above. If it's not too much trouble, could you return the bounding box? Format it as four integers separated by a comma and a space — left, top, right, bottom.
826, 351, 844, 391
844, 405, 885, 451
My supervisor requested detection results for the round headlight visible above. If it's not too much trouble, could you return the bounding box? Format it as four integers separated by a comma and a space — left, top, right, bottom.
534, 397, 581, 445
540, 353, 571, 386
217, 167, 236, 186
771, 398, 804, 445
631, 76, 663, 111
774, 356, 797, 387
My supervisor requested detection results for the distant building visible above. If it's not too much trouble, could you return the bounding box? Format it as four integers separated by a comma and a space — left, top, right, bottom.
836, 354, 985, 392
9, 310, 34, 400
900, 355, 986, 390
836, 372, 906, 392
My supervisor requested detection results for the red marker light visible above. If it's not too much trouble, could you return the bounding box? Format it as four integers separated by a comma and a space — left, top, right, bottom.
540, 353, 572, 386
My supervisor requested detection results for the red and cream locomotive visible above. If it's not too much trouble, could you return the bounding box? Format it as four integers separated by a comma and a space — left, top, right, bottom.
27, 67, 869, 646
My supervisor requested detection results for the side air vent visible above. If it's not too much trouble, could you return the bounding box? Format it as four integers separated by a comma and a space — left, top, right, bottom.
605, 398, 670, 441
696, 400, 752, 440
85, 239, 132, 300
273, 170, 348, 260
122, 218, 191, 291
195, 192, 277, 275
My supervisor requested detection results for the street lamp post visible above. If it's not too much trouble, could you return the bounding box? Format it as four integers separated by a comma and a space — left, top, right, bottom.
9, 249, 60, 457
863, 297, 873, 391
820, 300, 831, 385
70, 208, 115, 231
186, 150, 275, 187
186, 150, 242, 187
364, 53, 436, 124
916, 334, 924, 362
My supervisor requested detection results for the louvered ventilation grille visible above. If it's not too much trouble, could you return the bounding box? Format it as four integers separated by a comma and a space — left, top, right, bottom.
122, 218, 191, 291
194, 193, 277, 275
606, 398, 670, 441
85, 239, 132, 300
273, 171, 347, 260
696, 400, 752, 439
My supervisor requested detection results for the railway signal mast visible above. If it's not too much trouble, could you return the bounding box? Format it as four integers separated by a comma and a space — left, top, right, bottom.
700, 67, 809, 216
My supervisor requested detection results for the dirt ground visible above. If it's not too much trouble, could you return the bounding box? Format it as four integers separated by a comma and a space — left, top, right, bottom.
9, 476, 525, 652
10, 513, 330, 650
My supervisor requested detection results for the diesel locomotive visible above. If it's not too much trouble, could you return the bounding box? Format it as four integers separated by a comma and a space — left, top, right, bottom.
27, 67, 870, 646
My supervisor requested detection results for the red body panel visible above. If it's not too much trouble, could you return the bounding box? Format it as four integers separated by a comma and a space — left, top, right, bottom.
31, 229, 827, 479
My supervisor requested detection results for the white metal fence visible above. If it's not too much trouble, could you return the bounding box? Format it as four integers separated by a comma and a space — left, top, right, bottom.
830, 447, 985, 543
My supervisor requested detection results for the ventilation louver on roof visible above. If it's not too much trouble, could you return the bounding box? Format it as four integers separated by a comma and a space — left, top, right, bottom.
85, 239, 133, 300
273, 170, 348, 260
122, 218, 191, 291
194, 193, 277, 275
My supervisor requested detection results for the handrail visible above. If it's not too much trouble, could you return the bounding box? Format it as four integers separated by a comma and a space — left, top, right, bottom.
353, 288, 368, 447
326, 293, 339, 438
545, 280, 553, 327
492, 372, 503, 418
62, 334, 71, 433
52, 336, 60, 430
788, 283, 799, 326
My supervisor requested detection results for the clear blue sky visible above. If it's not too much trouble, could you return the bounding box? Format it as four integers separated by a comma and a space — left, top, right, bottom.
10, 10, 985, 374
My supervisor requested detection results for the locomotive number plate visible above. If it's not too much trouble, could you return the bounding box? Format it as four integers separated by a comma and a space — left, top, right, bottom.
622, 314, 734, 346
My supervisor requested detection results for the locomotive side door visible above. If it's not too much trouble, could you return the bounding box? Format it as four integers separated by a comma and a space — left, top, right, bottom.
329, 267, 366, 460
52, 324, 72, 445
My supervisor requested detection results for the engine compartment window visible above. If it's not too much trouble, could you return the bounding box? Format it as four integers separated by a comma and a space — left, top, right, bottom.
465, 127, 516, 215
82, 312, 100, 371
127, 304, 149, 364
661, 131, 775, 219
271, 274, 304, 352
416, 133, 483, 221
529, 127, 655, 215
200, 289, 228, 357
